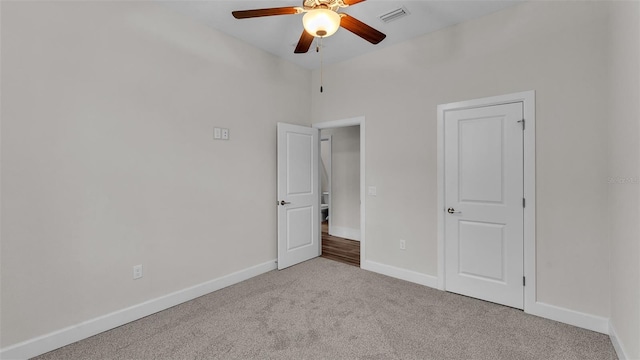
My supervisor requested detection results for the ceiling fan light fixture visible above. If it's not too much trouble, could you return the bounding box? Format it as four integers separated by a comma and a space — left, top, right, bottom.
302, 9, 341, 37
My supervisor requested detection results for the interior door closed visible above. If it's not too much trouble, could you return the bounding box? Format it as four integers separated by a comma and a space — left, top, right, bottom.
444, 102, 524, 309
277, 123, 320, 270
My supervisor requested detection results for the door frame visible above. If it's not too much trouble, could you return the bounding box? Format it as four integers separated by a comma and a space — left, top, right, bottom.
313, 116, 365, 266
437, 91, 536, 311
320, 136, 333, 234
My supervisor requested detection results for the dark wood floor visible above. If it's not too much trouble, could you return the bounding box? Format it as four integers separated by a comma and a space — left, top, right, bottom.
321, 221, 360, 267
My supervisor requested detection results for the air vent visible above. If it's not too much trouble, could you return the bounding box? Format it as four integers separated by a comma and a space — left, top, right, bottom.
379, 6, 409, 23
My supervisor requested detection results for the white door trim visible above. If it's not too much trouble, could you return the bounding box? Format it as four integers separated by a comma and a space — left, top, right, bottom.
320, 136, 332, 233
313, 116, 365, 266
437, 91, 536, 311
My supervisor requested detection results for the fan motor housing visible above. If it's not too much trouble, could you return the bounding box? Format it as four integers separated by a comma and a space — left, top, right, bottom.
303, 0, 345, 11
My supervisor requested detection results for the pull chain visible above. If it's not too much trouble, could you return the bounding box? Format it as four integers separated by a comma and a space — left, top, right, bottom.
317, 37, 324, 93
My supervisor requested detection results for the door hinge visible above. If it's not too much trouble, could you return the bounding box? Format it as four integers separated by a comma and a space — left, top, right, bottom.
517, 119, 525, 130
523, 198, 526, 208
523, 276, 526, 286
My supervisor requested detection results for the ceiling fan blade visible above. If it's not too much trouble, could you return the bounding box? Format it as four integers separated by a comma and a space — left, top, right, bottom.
294, 30, 315, 54
340, 14, 386, 44
232, 7, 300, 19
343, 0, 366, 5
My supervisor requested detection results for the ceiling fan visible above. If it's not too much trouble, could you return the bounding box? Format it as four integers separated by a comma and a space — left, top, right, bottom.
232, 0, 386, 54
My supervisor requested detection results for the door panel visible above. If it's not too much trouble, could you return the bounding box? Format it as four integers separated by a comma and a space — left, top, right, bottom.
287, 206, 314, 250
277, 123, 320, 270
445, 102, 524, 309
287, 132, 313, 195
458, 221, 506, 282
459, 117, 504, 203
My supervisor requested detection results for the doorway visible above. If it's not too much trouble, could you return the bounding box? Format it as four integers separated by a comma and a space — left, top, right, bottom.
319, 127, 360, 267
313, 117, 366, 267
437, 91, 536, 311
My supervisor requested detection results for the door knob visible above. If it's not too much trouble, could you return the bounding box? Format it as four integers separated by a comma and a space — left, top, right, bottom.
447, 207, 461, 214
279, 200, 291, 206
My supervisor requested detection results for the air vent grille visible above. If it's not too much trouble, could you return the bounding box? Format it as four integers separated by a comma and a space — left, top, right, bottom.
379, 6, 409, 23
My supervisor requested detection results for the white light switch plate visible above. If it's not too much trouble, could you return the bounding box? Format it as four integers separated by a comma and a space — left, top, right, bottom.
133, 264, 143, 280
368, 186, 377, 196
214, 127, 221, 139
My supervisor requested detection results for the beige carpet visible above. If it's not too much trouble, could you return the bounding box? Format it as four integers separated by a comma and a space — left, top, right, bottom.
33, 258, 617, 360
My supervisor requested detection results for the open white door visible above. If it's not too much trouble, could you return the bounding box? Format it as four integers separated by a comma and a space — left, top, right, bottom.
277, 123, 320, 270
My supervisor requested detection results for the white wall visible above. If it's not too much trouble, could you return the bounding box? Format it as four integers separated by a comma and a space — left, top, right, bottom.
321, 126, 360, 239
0, 1, 310, 348
311, 1, 612, 318
607, 2, 640, 359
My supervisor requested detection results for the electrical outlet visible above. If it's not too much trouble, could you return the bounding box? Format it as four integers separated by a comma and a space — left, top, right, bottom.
221, 128, 229, 140
399, 240, 406, 250
133, 264, 143, 280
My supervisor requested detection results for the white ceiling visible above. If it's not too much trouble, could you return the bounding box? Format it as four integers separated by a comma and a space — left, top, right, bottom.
161, 0, 523, 70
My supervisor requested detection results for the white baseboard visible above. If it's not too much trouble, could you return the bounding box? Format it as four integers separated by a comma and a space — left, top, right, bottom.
365, 259, 610, 336
525, 301, 609, 334
330, 226, 360, 241
362, 260, 438, 289
609, 320, 630, 360
0, 260, 277, 360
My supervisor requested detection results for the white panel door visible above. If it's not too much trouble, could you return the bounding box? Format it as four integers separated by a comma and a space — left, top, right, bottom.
444, 102, 524, 309
277, 123, 320, 270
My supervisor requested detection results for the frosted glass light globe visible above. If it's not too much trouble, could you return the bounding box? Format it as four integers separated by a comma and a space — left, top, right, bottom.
303, 9, 341, 37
